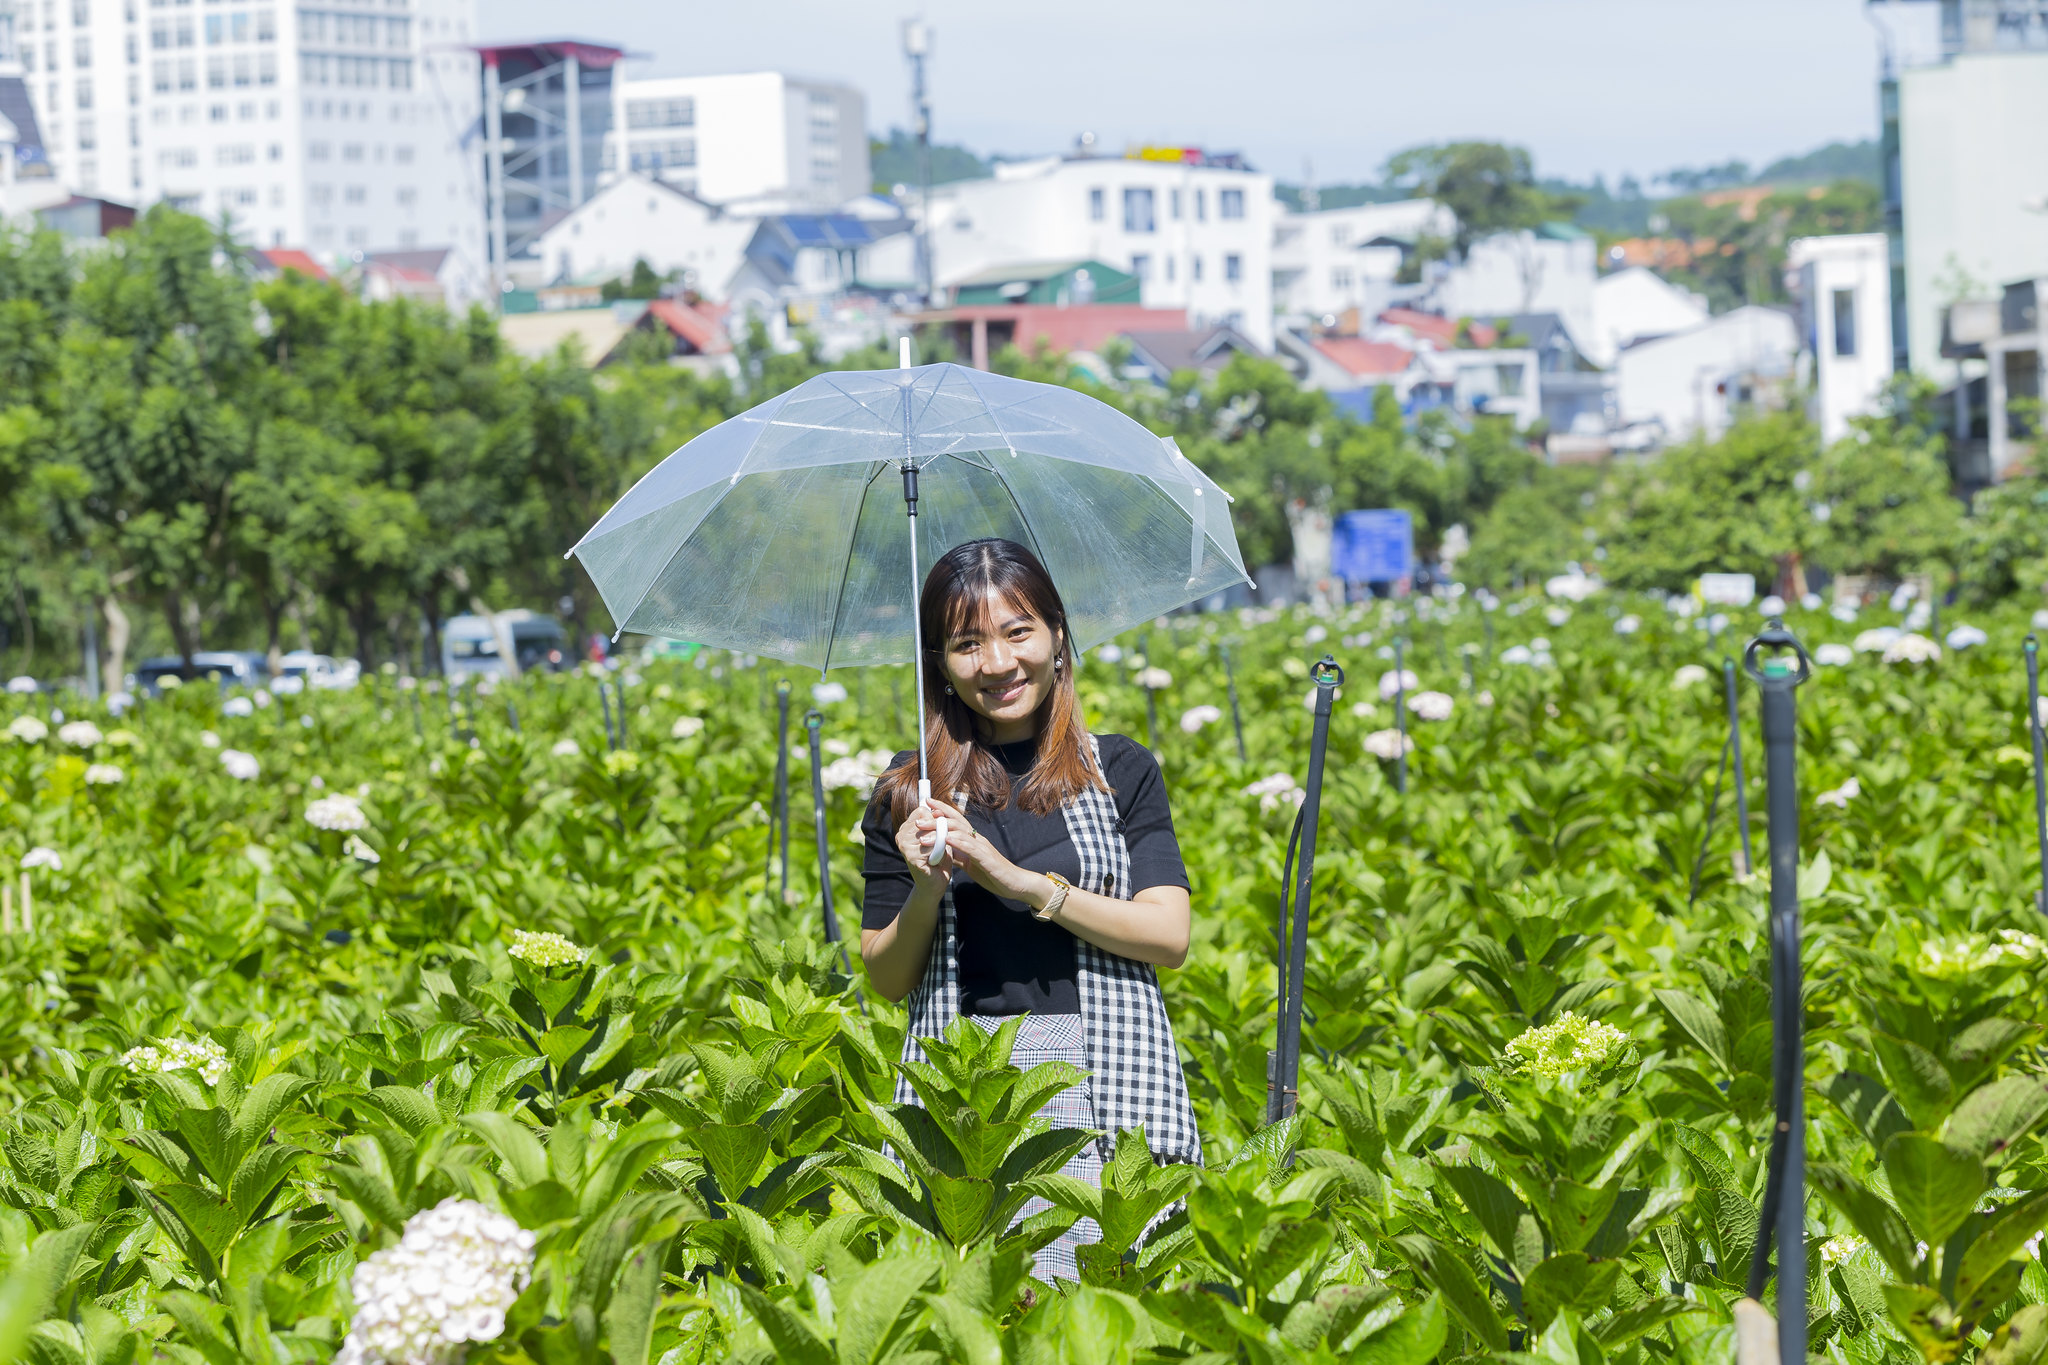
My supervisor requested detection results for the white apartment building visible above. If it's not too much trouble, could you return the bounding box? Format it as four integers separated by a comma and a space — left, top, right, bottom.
603, 71, 868, 211
12, 0, 483, 292
1424, 226, 1599, 354
1787, 234, 1894, 444
1271, 198, 1447, 323
922, 152, 1276, 350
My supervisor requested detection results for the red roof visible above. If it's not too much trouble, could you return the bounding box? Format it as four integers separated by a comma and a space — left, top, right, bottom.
646, 298, 731, 354
1311, 337, 1413, 379
1377, 308, 1496, 349
261, 249, 327, 281
914, 304, 1189, 356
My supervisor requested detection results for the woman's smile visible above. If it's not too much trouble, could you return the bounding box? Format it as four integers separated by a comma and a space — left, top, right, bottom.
982, 678, 1029, 704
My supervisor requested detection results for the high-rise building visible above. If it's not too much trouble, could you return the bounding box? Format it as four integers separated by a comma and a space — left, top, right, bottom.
10, 0, 485, 293
602, 72, 869, 212
475, 39, 621, 276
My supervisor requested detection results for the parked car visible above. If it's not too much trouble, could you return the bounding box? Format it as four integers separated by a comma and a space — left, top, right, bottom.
441, 611, 570, 682
280, 651, 361, 690
131, 651, 268, 696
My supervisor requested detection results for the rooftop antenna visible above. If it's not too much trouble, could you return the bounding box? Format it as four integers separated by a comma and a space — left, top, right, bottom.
902, 18, 936, 307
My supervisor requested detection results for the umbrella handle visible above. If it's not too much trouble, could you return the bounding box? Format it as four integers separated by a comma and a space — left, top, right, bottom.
917, 779, 949, 867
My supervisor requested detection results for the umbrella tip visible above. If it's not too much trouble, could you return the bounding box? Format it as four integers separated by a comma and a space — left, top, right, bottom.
899, 336, 912, 370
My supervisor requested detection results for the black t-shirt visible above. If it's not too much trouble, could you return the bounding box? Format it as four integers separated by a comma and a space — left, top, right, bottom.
860, 732, 1189, 1016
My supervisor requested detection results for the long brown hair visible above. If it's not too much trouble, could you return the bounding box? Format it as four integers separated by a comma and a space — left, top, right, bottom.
872, 538, 1105, 822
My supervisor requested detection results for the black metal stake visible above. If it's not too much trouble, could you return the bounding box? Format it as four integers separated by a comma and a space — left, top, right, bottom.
772, 680, 792, 902
1223, 642, 1248, 764
1742, 621, 1811, 1365
2027, 637, 2047, 916
598, 680, 618, 752
1267, 656, 1343, 1129
804, 709, 853, 975
1724, 658, 1754, 877
1393, 636, 1409, 795
506, 696, 521, 735
612, 678, 628, 748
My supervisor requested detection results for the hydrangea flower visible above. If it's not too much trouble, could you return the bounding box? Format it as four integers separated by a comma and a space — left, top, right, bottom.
106, 729, 138, 747
221, 749, 260, 781
335, 1198, 536, 1365
811, 681, 848, 705
120, 1036, 230, 1086
1408, 691, 1453, 722
222, 696, 254, 718
670, 715, 705, 739
57, 721, 102, 747
1883, 633, 1941, 664
307, 795, 369, 831
1759, 595, 1787, 617
1095, 644, 1124, 664
1349, 700, 1376, 719
1503, 1011, 1629, 1078
1179, 704, 1222, 733
1544, 606, 1571, 627
1135, 667, 1172, 690
508, 929, 586, 968
1499, 646, 1533, 666
1363, 729, 1414, 760
1378, 668, 1419, 700
21, 847, 61, 871
1302, 625, 1327, 645
4, 676, 34, 695
1945, 624, 1988, 650
1614, 615, 1641, 635
551, 738, 580, 758
1241, 772, 1304, 813
84, 764, 124, 785
821, 751, 893, 795
1998, 745, 2032, 766
199, 730, 222, 748
1814, 643, 1854, 667
601, 750, 640, 776
1819, 1236, 1868, 1264
1853, 627, 1901, 654
1672, 665, 1710, 688
346, 836, 381, 864
1815, 777, 1860, 808
7, 716, 48, 743
1917, 931, 2044, 979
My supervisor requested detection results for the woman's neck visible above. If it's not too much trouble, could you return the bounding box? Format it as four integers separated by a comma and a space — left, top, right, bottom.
982, 714, 1040, 746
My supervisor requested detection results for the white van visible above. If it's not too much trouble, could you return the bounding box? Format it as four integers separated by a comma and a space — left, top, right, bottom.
441, 612, 570, 682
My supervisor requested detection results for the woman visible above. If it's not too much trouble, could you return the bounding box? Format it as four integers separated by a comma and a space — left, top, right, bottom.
860, 537, 1202, 1284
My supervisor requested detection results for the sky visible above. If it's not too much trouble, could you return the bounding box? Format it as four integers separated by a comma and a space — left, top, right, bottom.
481, 0, 1905, 187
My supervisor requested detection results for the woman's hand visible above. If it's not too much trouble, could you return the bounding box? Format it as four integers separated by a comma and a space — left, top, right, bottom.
919, 798, 1040, 906
892, 800, 955, 894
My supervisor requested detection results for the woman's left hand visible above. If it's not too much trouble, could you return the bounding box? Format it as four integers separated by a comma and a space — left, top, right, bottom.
919, 798, 1035, 905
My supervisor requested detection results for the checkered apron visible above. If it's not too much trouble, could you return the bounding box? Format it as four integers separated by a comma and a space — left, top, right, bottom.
895, 735, 1204, 1168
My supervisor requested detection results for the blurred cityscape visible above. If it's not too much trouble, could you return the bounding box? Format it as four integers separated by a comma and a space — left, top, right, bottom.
0, 0, 2043, 483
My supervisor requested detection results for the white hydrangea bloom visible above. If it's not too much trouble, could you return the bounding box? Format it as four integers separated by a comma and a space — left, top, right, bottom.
551, 738, 580, 758
120, 1036, 230, 1086
1095, 644, 1124, 664
1377, 668, 1419, 700
21, 847, 61, 871
1241, 772, 1304, 814
4, 676, 35, 695
1815, 777, 1860, 809
1408, 691, 1454, 722
1363, 729, 1415, 760
306, 795, 369, 831
1882, 633, 1941, 665
1503, 1011, 1629, 1078
1134, 667, 1172, 690
1758, 595, 1787, 617
1544, 606, 1571, 627
1179, 704, 1223, 733
1831, 602, 1859, 623
1303, 625, 1327, 645
1614, 614, 1641, 635
222, 696, 255, 717
199, 730, 222, 748
346, 835, 381, 865
58, 721, 103, 747
1945, 624, 1988, 650
508, 929, 586, 968
1814, 643, 1854, 667
1853, 627, 1901, 654
84, 764, 124, 785
1499, 645, 1534, 666
810, 681, 848, 705
8, 715, 49, 743
1672, 664, 1710, 688
669, 715, 704, 739
335, 1198, 536, 1365
221, 750, 261, 781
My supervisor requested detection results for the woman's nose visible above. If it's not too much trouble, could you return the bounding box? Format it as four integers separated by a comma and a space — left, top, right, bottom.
984, 640, 1015, 673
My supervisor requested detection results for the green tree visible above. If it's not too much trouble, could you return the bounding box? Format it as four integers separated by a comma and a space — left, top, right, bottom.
1381, 142, 1583, 256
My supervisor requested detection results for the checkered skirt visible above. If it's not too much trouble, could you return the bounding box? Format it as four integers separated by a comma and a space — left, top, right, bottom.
970, 1012, 1100, 1283
896, 735, 1203, 1167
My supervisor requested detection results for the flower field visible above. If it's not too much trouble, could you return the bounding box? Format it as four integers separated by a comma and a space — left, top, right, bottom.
4, 596, 2048, 1364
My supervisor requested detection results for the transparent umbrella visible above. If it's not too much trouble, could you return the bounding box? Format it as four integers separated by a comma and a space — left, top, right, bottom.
568, 351, 1253, 859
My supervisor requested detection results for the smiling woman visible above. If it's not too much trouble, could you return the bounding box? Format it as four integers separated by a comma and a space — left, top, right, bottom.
858, 537, 1201, 1284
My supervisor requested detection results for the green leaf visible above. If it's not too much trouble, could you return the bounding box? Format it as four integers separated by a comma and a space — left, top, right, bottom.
226, 1144, 304, 1228
360, 1086, 439, 1139
1393, 1234, 1508, 1352
692, 1124, 772, 1205
538, 1024, 596, 1070
1875, 1034, 1956, 1129
1349, 1294, 1449, 1365
1819, 1072, 1912, 1155
1544, 1178, 1620, 1254
1885, 1282, 1964, 1362
1521, 1253, 1620, 1332
1654, 990, 1733, 1074
1435, 1163, 1530, 1258
733, 1282, 833, 1365
170, 1108, 239, 1190
835, 1254, 939, 1365
140, 1183, 239, 1281
1884, 1133, 1985, 1247
461, 1111, 549, 1188
1589, 1296, 1703, 1346
1943, 1075, 2048, 1162
601, 1237, 666, 1365
1958, 1190, 2048, 1306
1982, 1303, 2048, 1365
1810, 1163, 1923, 1282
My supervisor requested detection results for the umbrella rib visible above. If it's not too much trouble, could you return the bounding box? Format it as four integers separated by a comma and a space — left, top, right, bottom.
595, 463, 756, 637
817, 462, 889, 676
961, 451, 1055, 579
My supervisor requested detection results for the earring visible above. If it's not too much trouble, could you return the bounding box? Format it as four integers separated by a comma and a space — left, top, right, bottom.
1053, 657, 1062, 670
944, 683, 954, 694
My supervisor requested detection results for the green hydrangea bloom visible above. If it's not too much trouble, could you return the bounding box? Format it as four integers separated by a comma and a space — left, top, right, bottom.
1503, 1011, 1629, 1078
509, 929, 587, 969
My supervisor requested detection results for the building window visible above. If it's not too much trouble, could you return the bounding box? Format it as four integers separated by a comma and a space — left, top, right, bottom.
230, 12, 249, 41
1170, 187, 1183, 220
1122, 186, 1155, 234
78, 120, 95, 147
1194, 188, 1206, 221
228, 186, 256, 205
1190, 255, 1202, 282
309, 182, 331, 205
257, 50, 274, 83
1219, 188, 1244, 220
1130, 253, 1151, 281
1331, 267, 1351, 290
393, 144, 413, 164
386, 58, 409, 89
257, 9, 274, 40
206, 54, 224, 86
208, 102, 225, 119
160, 145, 197, 167
307, 139, 328, 159
216, 142, 253, 163
341, 141, 362, 160
204, 13, 221, 42
1831, 288, 1857, 357
75, 76, 91, 108
1224, 252, 1241, 282
396, 186, 415, 206
1088, 187, 1103, 221
233, 53, 251, 85
73, 34, 89, 66
626, 96, 692, 129
178, 56, 194, 88
1165, 255, 1175, 282
343, 184, 365, 203
629, 137, 695, 173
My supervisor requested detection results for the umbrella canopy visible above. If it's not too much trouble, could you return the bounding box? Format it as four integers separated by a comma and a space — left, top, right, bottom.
568, 362, 1252, 672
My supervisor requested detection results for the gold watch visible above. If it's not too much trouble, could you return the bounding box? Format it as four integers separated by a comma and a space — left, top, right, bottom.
1033, 871, 1073, 922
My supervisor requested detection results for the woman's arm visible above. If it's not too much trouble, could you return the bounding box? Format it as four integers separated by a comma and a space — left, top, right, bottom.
858, 796, 954, 1002
914, 797, 1191, 969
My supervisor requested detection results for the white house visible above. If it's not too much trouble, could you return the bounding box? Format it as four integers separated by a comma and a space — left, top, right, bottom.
1425, 225, 1598, 349
603, 72, 869, 212
920, 150, 1276, 350
529, 173, 756, 298
1786, 234, 1894, 445
1614, 305, 1800, 444
1271, 198, 1449, 324
1588, 267, 1710, 367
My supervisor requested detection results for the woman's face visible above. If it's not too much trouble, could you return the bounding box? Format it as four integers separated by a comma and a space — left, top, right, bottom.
940, 591, 1060, 736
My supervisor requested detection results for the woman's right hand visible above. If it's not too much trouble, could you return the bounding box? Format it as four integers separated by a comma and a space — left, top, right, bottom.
894, 801, 953, 893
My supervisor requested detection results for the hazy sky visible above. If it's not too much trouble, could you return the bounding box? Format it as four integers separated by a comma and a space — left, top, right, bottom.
481, 0, 1900, 186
